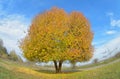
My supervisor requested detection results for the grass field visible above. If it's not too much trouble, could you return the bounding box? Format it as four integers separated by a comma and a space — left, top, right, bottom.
0, 58, 120, 79
77, 56, 120, 69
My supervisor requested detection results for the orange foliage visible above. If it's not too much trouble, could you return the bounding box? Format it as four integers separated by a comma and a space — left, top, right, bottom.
19, 7, 94, 72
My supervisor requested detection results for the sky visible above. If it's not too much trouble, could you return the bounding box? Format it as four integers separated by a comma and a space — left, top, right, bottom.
0, 0, 120, 56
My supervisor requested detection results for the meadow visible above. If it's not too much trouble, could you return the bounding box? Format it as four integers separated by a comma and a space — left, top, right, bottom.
0, 57, 120, 79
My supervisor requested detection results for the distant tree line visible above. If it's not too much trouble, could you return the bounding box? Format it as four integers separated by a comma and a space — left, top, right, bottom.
0, 39, 8, 58
0, 38, 22, 62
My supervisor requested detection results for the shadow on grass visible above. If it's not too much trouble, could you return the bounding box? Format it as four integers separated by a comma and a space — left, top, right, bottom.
35, 69, 83, 74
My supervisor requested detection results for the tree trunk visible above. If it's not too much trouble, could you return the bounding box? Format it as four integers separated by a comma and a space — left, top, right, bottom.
53, 60, 63, 73
58, 60, 63, 73
53, 60, 58, 73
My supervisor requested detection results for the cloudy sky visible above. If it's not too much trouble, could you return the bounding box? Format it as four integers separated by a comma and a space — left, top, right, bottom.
0, 0, 120, 55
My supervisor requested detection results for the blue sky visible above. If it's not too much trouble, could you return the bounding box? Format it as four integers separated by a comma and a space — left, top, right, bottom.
0, 0, 120, 54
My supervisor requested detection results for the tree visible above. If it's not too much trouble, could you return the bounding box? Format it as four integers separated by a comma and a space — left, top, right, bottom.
19, 7, 94, 73
70, 60, 76, 69
0, 38, 8, 58
0, 39, 3, 47
93, 58, 98, 63
9, 50, 19, 61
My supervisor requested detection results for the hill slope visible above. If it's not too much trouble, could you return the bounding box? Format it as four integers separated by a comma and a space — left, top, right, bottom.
0, 58, 120, 79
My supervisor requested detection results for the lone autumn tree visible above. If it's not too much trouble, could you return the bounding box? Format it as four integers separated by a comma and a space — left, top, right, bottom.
19, 7, 93, 73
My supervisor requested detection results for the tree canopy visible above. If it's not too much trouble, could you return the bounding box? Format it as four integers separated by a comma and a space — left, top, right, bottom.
20, 7, 94, 73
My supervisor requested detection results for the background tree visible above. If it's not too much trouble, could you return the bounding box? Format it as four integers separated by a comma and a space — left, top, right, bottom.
93, 58, 98, 63
9, 50, 21, 61
70, 60, 77, 69
0, 38, 8, 58
20, 7, 93, 73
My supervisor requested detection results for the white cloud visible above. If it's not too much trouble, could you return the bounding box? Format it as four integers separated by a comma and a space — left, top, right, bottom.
106, 30, 117, 35
0, 15, 28, 38
106, 12, 114, 17
0, 0, 29, 61
110, 19, 120, 27
0, 14, 29, 55
93, 36, 120, 61
107, 12, 120, 27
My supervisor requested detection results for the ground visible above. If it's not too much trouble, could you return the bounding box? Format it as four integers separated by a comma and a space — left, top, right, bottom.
0, 57, 120, 79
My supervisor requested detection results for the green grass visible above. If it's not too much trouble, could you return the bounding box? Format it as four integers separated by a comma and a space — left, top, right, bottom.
0, 58, 120, 79
77, 56, 120, 69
